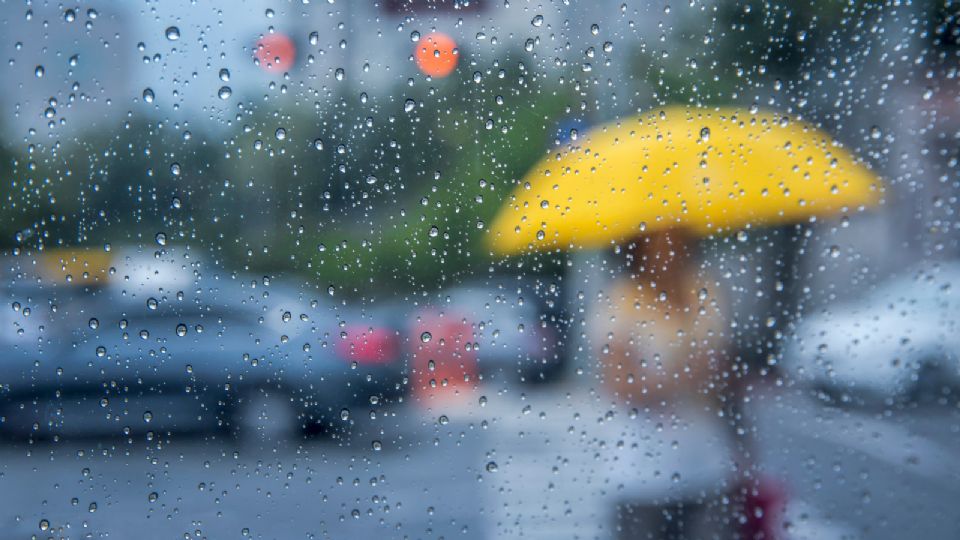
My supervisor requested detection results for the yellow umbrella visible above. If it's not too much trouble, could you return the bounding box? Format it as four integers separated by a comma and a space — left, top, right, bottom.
487, 106, 883, 255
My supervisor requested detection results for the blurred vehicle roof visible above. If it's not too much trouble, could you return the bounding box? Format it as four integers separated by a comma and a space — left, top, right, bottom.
785, 262, 960, 396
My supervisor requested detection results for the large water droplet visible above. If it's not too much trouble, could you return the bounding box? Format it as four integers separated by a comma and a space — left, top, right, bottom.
165, 26, 180, 41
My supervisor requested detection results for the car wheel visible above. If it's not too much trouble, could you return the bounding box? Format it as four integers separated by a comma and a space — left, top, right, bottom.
231, 388, 301, 443
520, 355, 567, 384
910, 362, 957, 406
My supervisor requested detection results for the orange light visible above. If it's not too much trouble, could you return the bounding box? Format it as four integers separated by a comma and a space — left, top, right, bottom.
255, 33, 296, 73
414, 32, 458, 78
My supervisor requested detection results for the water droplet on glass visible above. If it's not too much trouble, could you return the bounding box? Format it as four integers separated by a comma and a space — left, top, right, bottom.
155, 232, 167, 246
142, 88, 155, 103
275, 127, 286, 140
404, 99, 416, 112
170, 163, 181, 176
531, 15, 544, 27
146, 298, 158, 310
218, 68, 230, 82
34, 65, 44, 78
88, 318, 99, 330
218, 86, 232, 100
420, 331, 432, 343
176, 324, 187, 337
700, 126, 710, 141
165, 26, 180, 41
486, 461, 499, 472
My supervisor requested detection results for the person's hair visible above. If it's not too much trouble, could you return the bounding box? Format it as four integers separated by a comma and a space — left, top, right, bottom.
623, 229, 696, 295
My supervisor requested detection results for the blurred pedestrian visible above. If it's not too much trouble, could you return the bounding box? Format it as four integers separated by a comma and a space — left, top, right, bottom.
590, 229, 738, 539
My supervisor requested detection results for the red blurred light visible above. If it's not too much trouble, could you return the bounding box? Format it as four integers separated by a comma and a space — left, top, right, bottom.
337, 326, 400, 364
255, 33, 296, 73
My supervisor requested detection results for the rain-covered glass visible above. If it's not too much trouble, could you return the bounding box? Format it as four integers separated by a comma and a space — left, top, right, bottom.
1, 1, 958, 538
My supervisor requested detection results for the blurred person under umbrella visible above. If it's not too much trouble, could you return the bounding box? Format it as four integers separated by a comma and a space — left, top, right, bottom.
487, 105, 882, 538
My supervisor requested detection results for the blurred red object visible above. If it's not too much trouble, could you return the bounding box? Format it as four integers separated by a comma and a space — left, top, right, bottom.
410, 311, 477, 404
414, 32, 459, 78
255, 33, 296, 73
741, 475, 788, 540
337, 326, 400, 364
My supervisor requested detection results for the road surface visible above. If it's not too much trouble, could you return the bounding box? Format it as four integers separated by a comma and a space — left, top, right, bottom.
2, 380, 959, 539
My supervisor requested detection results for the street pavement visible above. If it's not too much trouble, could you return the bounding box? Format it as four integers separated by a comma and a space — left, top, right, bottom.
2, 379, 959, 539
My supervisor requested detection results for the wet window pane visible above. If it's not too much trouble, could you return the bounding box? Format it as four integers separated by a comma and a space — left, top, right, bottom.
1, 1, 958, 538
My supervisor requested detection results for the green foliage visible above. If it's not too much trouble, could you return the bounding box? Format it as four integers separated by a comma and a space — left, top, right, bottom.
2, 48, 574, 295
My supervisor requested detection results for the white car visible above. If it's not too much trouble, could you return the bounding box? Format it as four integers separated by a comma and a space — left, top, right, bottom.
784, 264, 960, 401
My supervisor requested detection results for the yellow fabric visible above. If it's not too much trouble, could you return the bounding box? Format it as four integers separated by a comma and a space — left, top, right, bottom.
487, 106, 883, 255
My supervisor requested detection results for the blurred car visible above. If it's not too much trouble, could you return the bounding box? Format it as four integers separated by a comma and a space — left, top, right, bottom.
0, 248, 408, 439
416, 278, 568, 383
783, 264, 960, 402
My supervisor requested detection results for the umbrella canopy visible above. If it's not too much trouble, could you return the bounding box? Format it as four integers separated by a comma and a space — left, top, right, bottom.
487, 106, 883, 255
